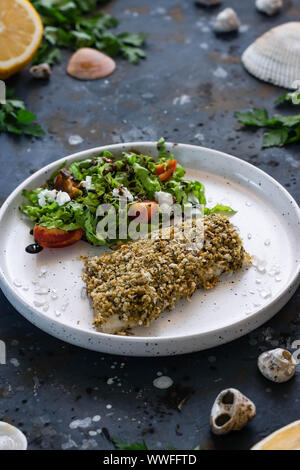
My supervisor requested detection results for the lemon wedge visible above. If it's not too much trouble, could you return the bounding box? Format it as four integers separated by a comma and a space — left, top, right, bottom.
0, 0, 43, 79
252, 420, 300, 450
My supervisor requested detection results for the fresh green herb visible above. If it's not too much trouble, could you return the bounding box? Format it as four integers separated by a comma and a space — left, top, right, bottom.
0, 89, 45, 137
235, 106, 300, 148
204, 205, 237, 216
112, 437, 148, 450
31, 0, 146, 65
235, 90, 300, 147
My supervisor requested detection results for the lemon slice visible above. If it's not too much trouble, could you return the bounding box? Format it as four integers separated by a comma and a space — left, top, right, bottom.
0, 0, 43, 79
252, 420, 300, 450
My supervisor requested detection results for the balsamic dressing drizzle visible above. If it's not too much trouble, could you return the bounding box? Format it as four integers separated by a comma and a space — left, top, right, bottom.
26, 228, 43, 254
25, 243, 43, 254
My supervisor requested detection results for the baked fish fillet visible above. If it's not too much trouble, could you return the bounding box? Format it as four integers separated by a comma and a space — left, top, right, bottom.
82, 214, 250, 334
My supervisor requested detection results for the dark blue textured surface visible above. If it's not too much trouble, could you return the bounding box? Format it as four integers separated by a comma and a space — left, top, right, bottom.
0, 0, 299, 450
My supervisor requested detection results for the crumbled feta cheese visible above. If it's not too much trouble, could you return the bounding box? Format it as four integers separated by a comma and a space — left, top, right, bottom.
56, 191, 71, 206
154, 191, 174, 213
188, 192, 199, 204
38, 189, 57, 207
112, 186, 134, 201
37, 189, 70, 207
155, 191, 173, 205
82, 175, 93, 190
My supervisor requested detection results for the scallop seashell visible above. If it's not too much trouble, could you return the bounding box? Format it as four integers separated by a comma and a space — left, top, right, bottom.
67, 48, 116, 80
0, 421, 27, 450
242, 22, 300, 89
213, 8, 240, 33
255, 0, 282, 16
210, 388, 256, 435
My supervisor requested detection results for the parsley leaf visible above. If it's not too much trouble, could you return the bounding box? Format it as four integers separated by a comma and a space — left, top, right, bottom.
31, 0, 146, 65
0, 90, 45, 138
235, 100, 300, 148
262, 128, 289, 148
112, 437, 148, 450
234, 108, 269, 127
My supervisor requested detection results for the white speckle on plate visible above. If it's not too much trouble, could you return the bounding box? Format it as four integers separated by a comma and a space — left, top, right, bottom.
13, 279, 22, 288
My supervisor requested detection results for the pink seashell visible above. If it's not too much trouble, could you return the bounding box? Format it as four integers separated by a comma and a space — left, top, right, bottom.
67, 48, 116, 80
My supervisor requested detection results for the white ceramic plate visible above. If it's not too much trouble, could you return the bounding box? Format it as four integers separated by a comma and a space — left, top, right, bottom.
0, 142, 299, 356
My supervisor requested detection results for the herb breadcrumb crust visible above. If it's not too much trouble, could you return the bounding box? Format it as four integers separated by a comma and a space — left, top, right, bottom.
82, 214, 250, 334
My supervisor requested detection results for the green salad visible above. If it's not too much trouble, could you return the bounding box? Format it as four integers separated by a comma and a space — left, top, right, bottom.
20, 138, 235, 248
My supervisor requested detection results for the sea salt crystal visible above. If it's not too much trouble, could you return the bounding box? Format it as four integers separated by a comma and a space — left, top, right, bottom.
153, 376, 173, 390
69, 417, 92, 429
260, 288, 272, 299
173, 95, 191, 106
68, 135, 83, 146
34, 299, 46, 307
38, 266, 47, 277
92, 415, 101, 422
35, 287, 48, 295
13, 279, 22, 288
51, 289, 58, 300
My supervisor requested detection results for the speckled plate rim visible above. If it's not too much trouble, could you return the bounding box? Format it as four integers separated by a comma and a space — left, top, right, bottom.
0, 141, 299, 356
